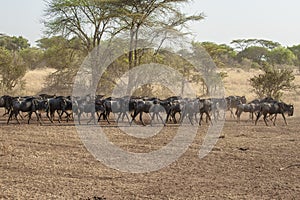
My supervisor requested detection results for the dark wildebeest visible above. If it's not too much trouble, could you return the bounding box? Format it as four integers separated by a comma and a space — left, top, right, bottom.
130, 98, 166, 126
7, 97, 41, 124
226, 95, 247, 118
178, 98, 202, 125
255, 101, 294, 126
236, 97, 277, 123
235, 102, 261, 123
74, 96, 108, 125
46, 96, 68, 123
0, 95, 13, 116
198, 98, 213, 126
101, 97, 132, 124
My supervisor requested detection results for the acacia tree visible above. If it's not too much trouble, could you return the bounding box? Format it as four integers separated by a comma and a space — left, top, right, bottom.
250, 66, 296, 100
231, 39, 280, 52
44, 0, 120, 52
116, 0, 204, 69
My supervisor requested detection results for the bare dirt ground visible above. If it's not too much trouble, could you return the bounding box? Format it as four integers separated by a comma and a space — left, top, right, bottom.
0, 112, 299, 199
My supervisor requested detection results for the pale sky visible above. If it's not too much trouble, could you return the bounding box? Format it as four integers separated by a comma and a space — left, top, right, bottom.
0, 0, 299, 47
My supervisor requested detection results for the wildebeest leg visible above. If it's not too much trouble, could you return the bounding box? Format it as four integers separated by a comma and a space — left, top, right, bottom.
188, 114, 194, 125
98, 112, 110, 124
56, 111, 61, 123
87, 112, 96, 125
165, 110, 171, 124
199, 113, 203, 126
27, 112, 33, 124
7, 111, 14, 124
116, 113, 122, 123
236, 110, 242, 123
14, 112, 20, 124
272, 114, 278, 125
157, 113, 166, 126
263, 114, 269, 126
46, 111, 52, 123
130, 111, 139, 126
281, 113, 288, 125
34, 111, 41, 124
230, 109, 235, 119
140, 112, 146, 126
255, 112, 262, 125
104, 112, 110, 124
78, 112, 82, 125
2, 109, 9, 116
206, 112, 212, 125
194, 113, 199, 124
150, 113, 156, 126
124, 112, 130, 123
180, 110, 187, 125
249, 112, 253, 122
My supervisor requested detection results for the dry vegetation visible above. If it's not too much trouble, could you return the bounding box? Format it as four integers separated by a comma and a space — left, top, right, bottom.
0, 68, 299, 199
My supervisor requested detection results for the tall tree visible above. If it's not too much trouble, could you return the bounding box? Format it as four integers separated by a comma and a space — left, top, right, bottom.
116, 0, 204, 69
44, 0, 120, 52
231, 39, 280, 52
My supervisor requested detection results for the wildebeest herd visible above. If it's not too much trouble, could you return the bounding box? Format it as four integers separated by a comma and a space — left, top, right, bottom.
0, 94, 294, 126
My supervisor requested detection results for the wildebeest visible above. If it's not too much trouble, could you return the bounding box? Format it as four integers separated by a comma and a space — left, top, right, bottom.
101, 97, 132, 124
73, 96, 109, 125
0, 95, 13, 116
7, 97, 41, 124
45, 96, 70, 123
236, 97, 277, 123
226, 95, 247, 118
178, 98, 201, 125
130, 98, 166, 126
255, 101, 294, 126
235, 102, 261, 123
198, 98, 213, 126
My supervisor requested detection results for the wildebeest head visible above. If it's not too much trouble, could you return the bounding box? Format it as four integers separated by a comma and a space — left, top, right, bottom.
240, 96, 247, 104
287, 104, 294, 116
279, 102, 294, 116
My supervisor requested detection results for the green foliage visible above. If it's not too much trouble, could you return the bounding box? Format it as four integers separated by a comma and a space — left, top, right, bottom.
200, 42, 236, 67
237, 46, 269, 65
20, 48, 44, 69
37, 36, 85, 70
0, 35, 30, 51
250, 67, 296, 100
0, 47, 27, 92
231, 39, 280, 51
288, 44, 300, 67
44, 0, 120, 52
36, 36, 86, 93
267, 46, 296, 65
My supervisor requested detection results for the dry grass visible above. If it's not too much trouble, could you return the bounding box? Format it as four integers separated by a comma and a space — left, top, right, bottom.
19, 68, 56, 95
